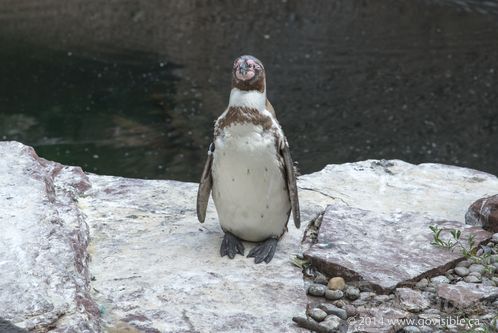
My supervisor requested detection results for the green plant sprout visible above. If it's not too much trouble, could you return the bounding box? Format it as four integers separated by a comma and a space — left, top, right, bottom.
429, 225, 495, 267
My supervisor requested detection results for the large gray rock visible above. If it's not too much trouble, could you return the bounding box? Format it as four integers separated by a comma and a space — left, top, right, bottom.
437, 281, 498, 308
298, 160, 498, 221
0, 142, 100, 331
0, 141, 328, 333
301, 160, 497, 292
465, 194, 498, 233
304, 203, 490, 292
81, 174, 311, 333
2, 142, 498, 332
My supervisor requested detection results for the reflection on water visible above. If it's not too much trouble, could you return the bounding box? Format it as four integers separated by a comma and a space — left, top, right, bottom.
0, 44, 190, 179
0, 0, 497, 181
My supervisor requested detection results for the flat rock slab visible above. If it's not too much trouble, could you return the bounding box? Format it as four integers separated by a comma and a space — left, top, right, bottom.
300, 160, 498, 292
437, 281, 498, 308
81, 175, 309, 333
0, 142, 99, 331
304, 203, 491, 292
395, 288, 430, 313
298, 160, 498, 221
3, 142, 498, 332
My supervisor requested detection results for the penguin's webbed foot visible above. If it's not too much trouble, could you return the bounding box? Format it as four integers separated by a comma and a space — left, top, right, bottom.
247, 237, 278, 264
220, 232, 245, 259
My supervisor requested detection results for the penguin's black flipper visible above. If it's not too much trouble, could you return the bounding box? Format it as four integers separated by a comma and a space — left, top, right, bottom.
196, 143, 214, 223
280, 139, 301, 229
247, 238, 278, 264
220, 232, 245, 259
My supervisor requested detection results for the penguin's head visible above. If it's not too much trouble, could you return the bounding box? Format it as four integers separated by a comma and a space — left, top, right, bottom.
232, 55, 265, 93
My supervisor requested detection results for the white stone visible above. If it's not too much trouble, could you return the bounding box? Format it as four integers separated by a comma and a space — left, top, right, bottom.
309, 308, 327, 322
492, 233, 498, 243
454, 266, 470, 277
298, 159, 498, 221
431, 276, 451, 285
3, 142, 498, 332
395, 288, 430, 312
320, 315, 342, 331
82, 174, 310, 332
0, 142, 99, 331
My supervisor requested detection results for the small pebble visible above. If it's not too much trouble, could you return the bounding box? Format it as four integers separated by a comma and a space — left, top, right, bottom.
345, 286, 360, 300
309, 308, 327, 322
446, 269, 454, 274
327, 277, 346, 290
492, 233, 498, 243
333, 300, 346, 308
485, 265, 496, 274
351, 299, 366, 306
469, 264, 486, 274
415, 278, 429, 289
403, 326, 421, 333
493, 262, 498, 270
489, 254, 498, 264
325, 289, 344, 300
492, 276, 498, 284
318, 303, 348, 320
456, 260, 472, 268
454, 266, 469, 277
464, 275, 481, 283
431, 276, 450, 285
308, 284, 327, 297
468, 271, 482, 278
319, 315, 341, 331
343, 304, 357, 318
314, 273, 329, 285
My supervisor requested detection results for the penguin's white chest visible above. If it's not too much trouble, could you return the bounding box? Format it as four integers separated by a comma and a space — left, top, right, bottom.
211, 123, 291, 242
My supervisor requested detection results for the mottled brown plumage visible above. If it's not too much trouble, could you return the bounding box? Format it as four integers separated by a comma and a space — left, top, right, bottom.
215, 106, 273, 136
196, 55, 300, 264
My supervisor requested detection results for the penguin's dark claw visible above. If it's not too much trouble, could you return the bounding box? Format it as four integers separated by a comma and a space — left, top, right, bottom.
247, 238, 278, 264
220, 232, 245, 259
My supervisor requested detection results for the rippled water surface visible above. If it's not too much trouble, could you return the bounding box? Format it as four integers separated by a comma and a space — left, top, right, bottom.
0, 0, 497, 181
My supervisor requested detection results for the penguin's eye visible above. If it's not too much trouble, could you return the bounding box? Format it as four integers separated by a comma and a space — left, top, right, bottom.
254, 64, 262, 71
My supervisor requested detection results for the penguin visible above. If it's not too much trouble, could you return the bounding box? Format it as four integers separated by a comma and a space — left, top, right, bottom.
196, 55, 300, 264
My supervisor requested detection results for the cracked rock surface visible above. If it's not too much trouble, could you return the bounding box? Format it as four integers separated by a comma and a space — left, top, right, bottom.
2, 142, 498, 333
0, 142, 99, 332
81, 175, 316, 333
304, 203, 491, 292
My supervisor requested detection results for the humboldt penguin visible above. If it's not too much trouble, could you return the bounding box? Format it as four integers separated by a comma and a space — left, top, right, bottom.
196, 55, 300, 264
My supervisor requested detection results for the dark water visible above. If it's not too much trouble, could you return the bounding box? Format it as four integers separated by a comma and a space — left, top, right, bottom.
0, 0, 497, 181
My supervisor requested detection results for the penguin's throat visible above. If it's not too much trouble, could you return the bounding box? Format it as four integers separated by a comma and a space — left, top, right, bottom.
228, 88, 266, 112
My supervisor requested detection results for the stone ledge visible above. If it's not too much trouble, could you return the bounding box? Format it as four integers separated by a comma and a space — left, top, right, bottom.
2, 141, 498, 332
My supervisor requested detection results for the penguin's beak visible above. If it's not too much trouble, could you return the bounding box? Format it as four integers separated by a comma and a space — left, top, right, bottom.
234, 60, 256, 81
239, 62, 248, 75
